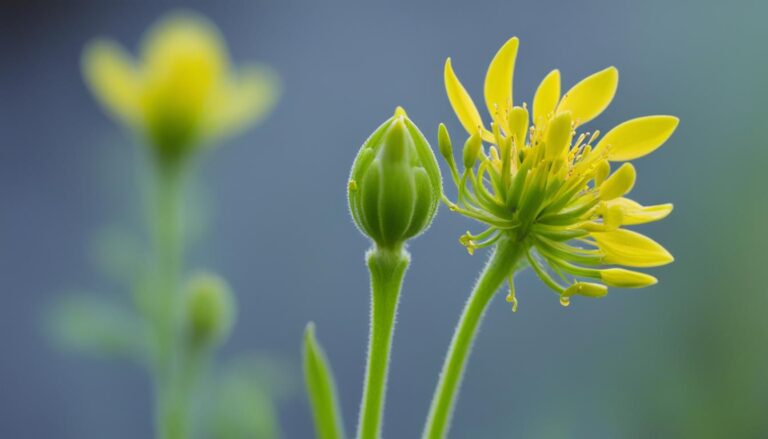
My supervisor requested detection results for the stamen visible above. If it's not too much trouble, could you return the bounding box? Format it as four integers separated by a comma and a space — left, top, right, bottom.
506, 277, 518, 312
588, 130, 600, 145
526, 249, 566, 294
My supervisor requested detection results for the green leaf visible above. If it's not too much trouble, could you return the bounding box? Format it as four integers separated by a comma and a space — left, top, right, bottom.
303, 322, 346, 439
44, 293, 146, 361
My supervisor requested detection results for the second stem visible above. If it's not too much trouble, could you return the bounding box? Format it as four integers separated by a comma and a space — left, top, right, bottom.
356, 245, 410, 439
422, 237, 526, 439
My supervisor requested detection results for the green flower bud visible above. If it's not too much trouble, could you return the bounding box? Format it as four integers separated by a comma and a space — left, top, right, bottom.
462, 132, 482, 169
348, 107, 442, 249
183, 272, 235, 348
437, 123, 454, 163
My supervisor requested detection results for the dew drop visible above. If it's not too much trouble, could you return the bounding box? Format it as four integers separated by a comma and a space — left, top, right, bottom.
559, 296, 571, 307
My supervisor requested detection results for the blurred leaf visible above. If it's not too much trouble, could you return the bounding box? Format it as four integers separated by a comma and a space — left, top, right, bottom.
210, 354, 296, 439
44, 292, 147, 362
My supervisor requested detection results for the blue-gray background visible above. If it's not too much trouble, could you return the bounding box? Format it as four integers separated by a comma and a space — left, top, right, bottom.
2, 1, 767, 437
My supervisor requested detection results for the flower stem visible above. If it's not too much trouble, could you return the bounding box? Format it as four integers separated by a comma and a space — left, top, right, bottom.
356, 245, 410, 439
422, 237, 526, 439
149, 162, 187, 439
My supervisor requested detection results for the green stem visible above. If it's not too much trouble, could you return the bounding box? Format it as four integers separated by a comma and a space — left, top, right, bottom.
422, 237, 526, 439
356, 245, 410, 439
150, 162, 186, 439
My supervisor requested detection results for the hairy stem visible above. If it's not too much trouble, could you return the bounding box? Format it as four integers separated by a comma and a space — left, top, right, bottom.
422, 237, 526, 439
356, 245, 410, 439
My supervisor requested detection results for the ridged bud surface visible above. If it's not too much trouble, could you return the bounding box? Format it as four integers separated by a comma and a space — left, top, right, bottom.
348, 108, 442, 248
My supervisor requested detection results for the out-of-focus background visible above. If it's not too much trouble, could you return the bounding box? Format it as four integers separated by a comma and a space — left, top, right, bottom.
1, 1, 766, 437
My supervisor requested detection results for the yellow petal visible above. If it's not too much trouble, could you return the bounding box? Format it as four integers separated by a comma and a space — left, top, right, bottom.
593, 228, 673, 267
600, 268, 657, 288
82, 39, 141, 125
606, 198, 673, 225
444, 58, 492, 142
142, 11, 227, 77
597, 115, 679, 161
205, 64, 280, 139
532, 69, 560, 124
484, 37, 519, 131
599, 163, 636, 201
557, 67, 618, 127
545, 111, 572, 159
140, 11, 228, 120
507, 106, 529, 145
594, 159, 610, 185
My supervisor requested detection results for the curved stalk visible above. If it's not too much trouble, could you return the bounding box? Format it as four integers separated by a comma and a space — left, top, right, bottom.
356, 245, 410, 439
422, 237, 526, 439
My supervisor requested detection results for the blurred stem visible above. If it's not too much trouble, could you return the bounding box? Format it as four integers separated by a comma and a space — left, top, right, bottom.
421, 237, 525, 439
149, 160, 187, 439
356, 245, 410, 439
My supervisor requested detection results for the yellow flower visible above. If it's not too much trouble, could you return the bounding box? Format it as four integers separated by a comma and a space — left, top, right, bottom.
439, 37, 677, 307
82, 11, 280, 163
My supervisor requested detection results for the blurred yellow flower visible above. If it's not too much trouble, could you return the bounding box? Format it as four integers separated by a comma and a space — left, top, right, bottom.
83, 11, 280, 162
439, 37, 677, 308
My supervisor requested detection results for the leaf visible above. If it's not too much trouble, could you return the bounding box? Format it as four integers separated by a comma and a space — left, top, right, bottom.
44, 293, 146, 361
303, 323, 346, 439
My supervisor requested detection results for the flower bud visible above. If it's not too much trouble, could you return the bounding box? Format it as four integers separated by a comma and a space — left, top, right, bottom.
348, 108, 442, 249
437, 123, 454, 163
183, 272, 235, 348
462, 133, 483, 169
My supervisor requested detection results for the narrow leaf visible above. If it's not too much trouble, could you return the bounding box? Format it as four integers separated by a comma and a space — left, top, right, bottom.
303, 323, 346, 439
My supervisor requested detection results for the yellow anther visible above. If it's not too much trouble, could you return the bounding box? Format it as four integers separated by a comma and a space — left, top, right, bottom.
506, 281, 518, 312
459, 233, 476, 255
506, 293, 518, 312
